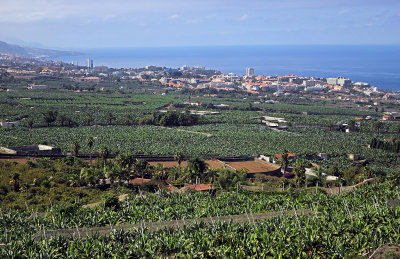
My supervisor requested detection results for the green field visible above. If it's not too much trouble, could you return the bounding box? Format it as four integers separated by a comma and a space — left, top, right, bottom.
1, 183, 399, 258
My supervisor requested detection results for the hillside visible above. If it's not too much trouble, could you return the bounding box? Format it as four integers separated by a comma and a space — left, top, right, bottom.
0, 40, 80, 58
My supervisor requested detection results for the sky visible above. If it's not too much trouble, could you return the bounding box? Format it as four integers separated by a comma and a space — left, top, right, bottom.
0, 0, 400, 49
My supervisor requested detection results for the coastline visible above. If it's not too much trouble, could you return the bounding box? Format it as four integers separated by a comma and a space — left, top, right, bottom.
51, 45, 400, 91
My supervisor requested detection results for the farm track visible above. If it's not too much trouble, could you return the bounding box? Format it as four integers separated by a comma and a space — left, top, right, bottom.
243, 178, 377, 194
158, 126, 213, 137
32, 209, 314, 241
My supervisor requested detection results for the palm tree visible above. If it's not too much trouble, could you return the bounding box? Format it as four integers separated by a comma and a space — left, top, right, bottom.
153, 163, 166, 180
293, 160, 307, 187
105, 167, 118, 185
187, 156, 207, 184
375, 121, 383, 134
71, 141, 80, 157
86, 136, 94, 165
281, 178, 289, 191
106, 112, 115, 125
135, 159, 149, 180
99, 146, 110, 168
315, 167, 324, 187
174, 151, 184, 175
280, 150, 289, 178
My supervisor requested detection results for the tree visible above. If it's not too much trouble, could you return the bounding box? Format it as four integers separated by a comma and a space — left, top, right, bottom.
59, 114, 67, 127
293, 159, 307, 187
375, 121, 383, 134
66, 117, 75, 127
124, 115, 134, 126
315, 167, 324, 187
135, 159, 150, 179
43, 111, 58, 127
106, 112, 115, 125
9, 173, 20, 192
153, 163, 166, 181
113, 153, 135, 182
187, 156, 207, 183
281, 178, 289, 191
174, 151, 184, 175
27, 118, 34, 130
361, 166, 375, 181
85, 114, 93, 126
280, 150, 289, 178
348, 120, 356, 132
71, 141, 80, 157
99, 146, 110, 168
80, 167, 103, 186
86, 136, 94, 165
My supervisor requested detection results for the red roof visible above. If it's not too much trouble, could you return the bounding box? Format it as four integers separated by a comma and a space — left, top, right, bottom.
275, 153, 296, 160
354, 117, 364, 120
186, 184, 214, 191
129, 178, 151, 185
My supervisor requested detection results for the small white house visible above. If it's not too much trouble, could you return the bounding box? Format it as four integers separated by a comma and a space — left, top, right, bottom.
0, 120, 19, 128
27, 84, 47, 90
318, 153, 329, 160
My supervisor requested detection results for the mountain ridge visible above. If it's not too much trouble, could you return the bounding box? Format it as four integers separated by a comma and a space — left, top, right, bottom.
0, 40, 81, 58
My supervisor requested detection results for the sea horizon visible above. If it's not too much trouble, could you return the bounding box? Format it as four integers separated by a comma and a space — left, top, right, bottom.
52, 45, 400, 91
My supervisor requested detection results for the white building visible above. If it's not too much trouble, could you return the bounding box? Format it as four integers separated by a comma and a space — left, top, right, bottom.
304, 85, 325, 92
0, 121, 19, 128
27, 84, 47, 90
327, 77, 352, 87
246, 67, 255, 77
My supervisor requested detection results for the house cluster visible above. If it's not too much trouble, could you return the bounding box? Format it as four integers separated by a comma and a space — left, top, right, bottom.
1, 53, 396, 103
382, 112, 400, 121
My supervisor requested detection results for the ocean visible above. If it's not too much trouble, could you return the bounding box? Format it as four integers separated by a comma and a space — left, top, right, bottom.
54, 45, 400, 91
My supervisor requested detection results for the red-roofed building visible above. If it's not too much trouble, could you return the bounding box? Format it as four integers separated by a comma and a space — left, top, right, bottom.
129, 178, 152, 185
185, 183, 215, 192
275, 153, 296, 161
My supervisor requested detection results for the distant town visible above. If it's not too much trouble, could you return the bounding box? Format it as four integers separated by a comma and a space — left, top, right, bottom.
1, 53, 399, 104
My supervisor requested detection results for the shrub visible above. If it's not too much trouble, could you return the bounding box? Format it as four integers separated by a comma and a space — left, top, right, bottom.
102, 192, 120, 209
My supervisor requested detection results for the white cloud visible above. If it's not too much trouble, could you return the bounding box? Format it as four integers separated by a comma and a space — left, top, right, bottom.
169, 14, 179, 19
238, 14, 248, 21
338, 9, 349, 15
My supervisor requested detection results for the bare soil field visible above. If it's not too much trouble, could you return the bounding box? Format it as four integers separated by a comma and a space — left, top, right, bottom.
149, 160, 225, 169
0, 157, 38, 163
227, 160, 281, 174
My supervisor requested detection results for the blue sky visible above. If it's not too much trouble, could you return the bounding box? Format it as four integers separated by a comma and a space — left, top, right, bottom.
0, 0, 400, 49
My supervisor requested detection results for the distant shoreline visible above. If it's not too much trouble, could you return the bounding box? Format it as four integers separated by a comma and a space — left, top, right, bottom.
50, 45, 400, 90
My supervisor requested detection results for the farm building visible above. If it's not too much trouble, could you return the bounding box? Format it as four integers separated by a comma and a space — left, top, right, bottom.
129, 178, 152, 185
185, 183, 215, 192
318, 153, 329, 160
27, 84, 47, 90
260, 153, 297, 164
0, 120, 19, 128
348, 154, 364, 161
305, 168, 339, 182
0, 145, 62, 156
